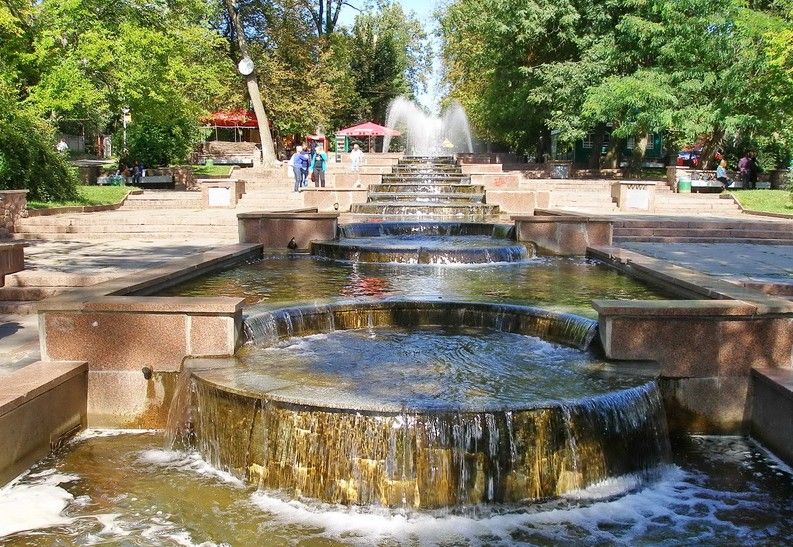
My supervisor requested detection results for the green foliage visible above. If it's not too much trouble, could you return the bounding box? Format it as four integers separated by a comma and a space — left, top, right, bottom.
122, 117, 198, 167
9, 0, 241, 166
0, 81, 78, 202
440, 0, 793, 165
349, 3, 431, 122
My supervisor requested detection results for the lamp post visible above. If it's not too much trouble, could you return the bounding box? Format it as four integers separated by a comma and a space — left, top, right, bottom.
122, 107, 130, 152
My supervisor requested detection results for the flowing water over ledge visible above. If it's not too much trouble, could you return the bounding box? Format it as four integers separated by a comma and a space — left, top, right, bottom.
2, 432, 792, 545
171, 301, 669, 508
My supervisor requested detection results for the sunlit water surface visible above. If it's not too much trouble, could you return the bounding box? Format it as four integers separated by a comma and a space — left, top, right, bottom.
224, 327, 647, 410
1, 432, 792, 545
158, 255, 670, 319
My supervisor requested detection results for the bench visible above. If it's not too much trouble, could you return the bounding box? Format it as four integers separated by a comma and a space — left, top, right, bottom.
97, 175, 175, 189
688, 170, 744, 192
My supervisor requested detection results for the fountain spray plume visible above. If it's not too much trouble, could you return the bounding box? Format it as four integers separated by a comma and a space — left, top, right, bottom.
383, 97, 474, 156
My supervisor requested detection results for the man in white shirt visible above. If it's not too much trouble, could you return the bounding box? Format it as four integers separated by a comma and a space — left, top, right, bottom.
56, 138, 69, 154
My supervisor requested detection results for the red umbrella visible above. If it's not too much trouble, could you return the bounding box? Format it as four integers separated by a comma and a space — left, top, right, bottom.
201, 110, 258, 128
337, 122, 400, 152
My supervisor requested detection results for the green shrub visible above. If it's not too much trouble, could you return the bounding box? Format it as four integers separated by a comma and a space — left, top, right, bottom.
120, 116, 198, 168
0, 108, 79, 202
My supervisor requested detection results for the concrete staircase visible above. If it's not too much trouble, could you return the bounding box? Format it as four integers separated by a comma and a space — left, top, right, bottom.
122, 191, 203, 209
14, 209, 239, 241
0, 270, 113, 314
520, 178, 743, 215
613, 218, 793, 243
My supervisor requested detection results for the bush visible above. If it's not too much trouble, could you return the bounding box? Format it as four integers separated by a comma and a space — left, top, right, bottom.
0, 104, 79, 202
120, 116, 198, 168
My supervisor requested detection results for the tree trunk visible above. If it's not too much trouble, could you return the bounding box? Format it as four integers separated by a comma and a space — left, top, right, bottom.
603, 133, 621, 169
588, 124, 606, 170
700, 127, 725, 170
630, 133, 649, 176
223, 0, 277, 166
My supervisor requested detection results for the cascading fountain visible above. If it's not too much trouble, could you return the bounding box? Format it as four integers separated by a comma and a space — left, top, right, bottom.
183, 300, 669, 508
383, 97, 474, 156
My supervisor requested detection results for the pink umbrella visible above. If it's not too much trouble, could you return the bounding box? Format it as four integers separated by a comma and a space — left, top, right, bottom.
337, 122, 400, 152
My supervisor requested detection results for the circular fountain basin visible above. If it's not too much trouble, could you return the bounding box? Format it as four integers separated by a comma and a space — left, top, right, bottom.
313, 221, 531, 264
188, 301, 668, 508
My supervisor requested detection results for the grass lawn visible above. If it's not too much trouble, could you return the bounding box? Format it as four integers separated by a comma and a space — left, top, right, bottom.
192, 164, 233, 177
27, 185, 138, 209
729, 189, 793, 215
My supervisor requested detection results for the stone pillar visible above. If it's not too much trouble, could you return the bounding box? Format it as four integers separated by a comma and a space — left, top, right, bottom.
594, 299, 793, 433
238, 212, 339, 250
201, 179, 245, 208
0, 190, 28, 238
512, 215, 612, 255
611, 181, 657, 212
171, 165, 198, 191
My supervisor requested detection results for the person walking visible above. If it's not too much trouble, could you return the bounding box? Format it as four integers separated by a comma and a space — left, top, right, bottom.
738, 153, 751, 188
299, 147, 311, 187
748, 152, 761, 189
289, 146, 304, 192
350, 143, 364, 172
309, 144, 328, 188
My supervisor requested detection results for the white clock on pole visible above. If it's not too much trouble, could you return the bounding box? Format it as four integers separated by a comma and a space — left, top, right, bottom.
238, 57, 254, 76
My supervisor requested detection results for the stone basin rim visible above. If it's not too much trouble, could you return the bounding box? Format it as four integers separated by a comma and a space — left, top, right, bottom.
187, 299, 656, 414
189, 363, 659, 416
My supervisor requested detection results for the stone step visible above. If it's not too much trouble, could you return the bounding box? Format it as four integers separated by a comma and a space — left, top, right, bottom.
613, 219, 792, 230
613, 227, 793, 239
367, 193, 485, 204
0, 300, 37, 314
351, 202, 500, 216
15, 224, 238, 234
17, 215, 237, 227
0, 286, 64, 301
3, 270, 116, 287
13, 232, 239, 241
614, 236, 793, 244
122, 200, 203, 209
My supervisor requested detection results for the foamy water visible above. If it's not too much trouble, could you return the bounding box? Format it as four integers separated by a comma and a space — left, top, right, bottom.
1, 433, 791, 545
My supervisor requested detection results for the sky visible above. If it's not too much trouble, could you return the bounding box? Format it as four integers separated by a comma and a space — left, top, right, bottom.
338, 0, 444, 112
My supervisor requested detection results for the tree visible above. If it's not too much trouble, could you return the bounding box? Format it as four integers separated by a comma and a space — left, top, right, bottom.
350, 2, 431, 122
223, 0, 278, 165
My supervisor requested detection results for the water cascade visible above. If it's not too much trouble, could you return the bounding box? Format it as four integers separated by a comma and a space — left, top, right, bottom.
313, 222, 530, 264
180, 300, 670, 508
382, 97, 474, 156
350, 156, 500, 219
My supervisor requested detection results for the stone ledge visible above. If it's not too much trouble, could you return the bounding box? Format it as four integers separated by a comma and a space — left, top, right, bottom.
588, 245, 793, 314
0, 361, 87, 416
237, 211, 338, 219
512, 215, 612, 223
593, 299, 759, 317
751, 367, 793, 464
82, 296, 244, 315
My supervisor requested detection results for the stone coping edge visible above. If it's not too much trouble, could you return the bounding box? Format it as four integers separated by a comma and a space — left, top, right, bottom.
512, 214, 612, 223
0, 360, 87, 416
593, 299, 759, 317
0, 190, 29, 195
237, 211, 338, 220
37, 243, 262, 312
588, 245, 793, 315
751, 367, 793, 397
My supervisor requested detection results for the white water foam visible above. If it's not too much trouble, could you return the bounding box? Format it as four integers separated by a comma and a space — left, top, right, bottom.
138, 449, 245, 487
246, 462, 783, 545
0, 470, 78, 537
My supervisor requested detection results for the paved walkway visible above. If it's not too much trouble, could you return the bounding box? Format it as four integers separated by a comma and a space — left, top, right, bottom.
0, 238, 230, 375
621, 242, 793, 282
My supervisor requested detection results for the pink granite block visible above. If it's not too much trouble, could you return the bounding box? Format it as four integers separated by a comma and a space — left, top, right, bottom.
43, 312, 188, 372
